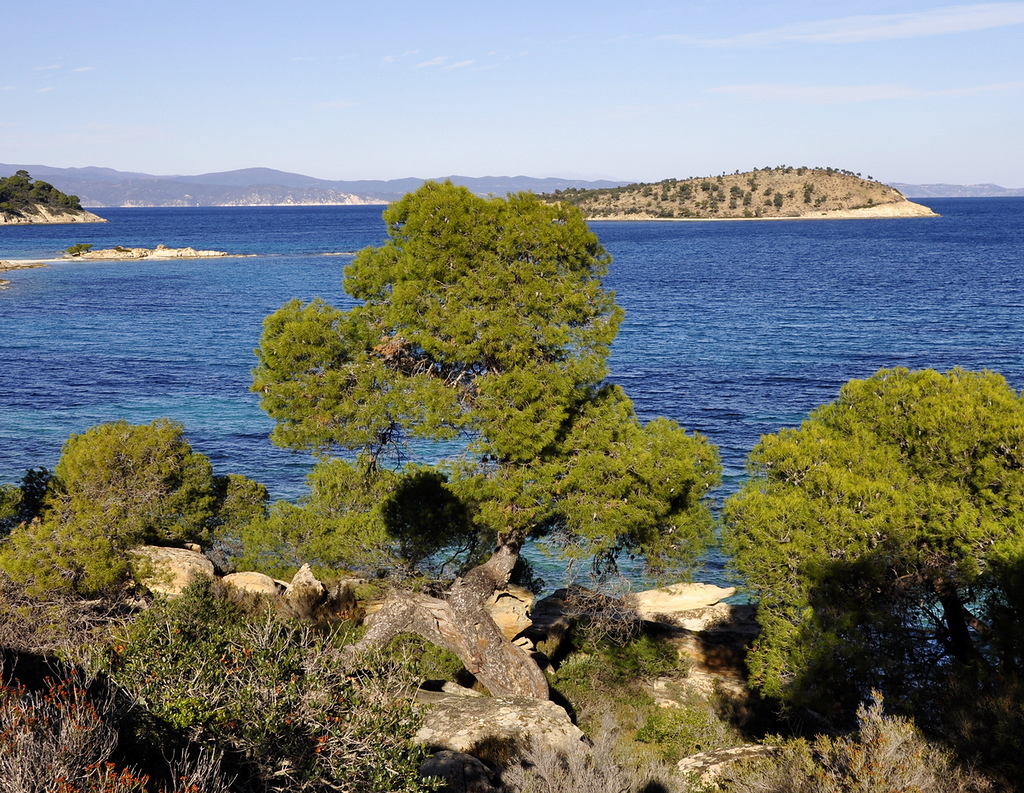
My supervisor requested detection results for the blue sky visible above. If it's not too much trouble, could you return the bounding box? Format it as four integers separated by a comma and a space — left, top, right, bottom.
3, 1, 1023, 185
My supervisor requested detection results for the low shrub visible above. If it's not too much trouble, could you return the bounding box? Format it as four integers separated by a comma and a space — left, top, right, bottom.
106, 577, 436, 792
503, 712, 689, 793
727, 694, 991, 793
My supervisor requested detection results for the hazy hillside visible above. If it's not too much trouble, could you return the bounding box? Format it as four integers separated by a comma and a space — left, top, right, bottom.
0, 164, 625, 207
543, 167, 918, 220
892, 182, 1024, 198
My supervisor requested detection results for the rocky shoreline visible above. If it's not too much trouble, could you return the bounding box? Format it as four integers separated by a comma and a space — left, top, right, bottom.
66, 244, 236, 260
0, 206, 107, 225
590, 198, 939, 221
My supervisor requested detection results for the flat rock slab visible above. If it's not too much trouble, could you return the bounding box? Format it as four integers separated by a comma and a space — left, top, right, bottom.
626, 583, 736, 621
414, 691, 584, 755
678, 744, 779, 784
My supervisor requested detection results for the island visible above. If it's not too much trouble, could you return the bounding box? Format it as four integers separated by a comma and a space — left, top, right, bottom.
542, 166, 938, 220
0, 170, 106, 225
64, 244, 235, 260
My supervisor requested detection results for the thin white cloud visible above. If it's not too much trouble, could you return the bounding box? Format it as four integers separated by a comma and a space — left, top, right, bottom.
445, 60, 474, 70
37, 87, 55, 93
381, 50, 421, 66
662, 3, 1024, 47
710, 80, 1024, 104
415, 56, 449, 69
34, 64, 61, 71
72, 66, 96, 73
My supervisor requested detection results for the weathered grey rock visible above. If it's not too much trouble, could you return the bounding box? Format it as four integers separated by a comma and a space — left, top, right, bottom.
420, 750, 501, 793
485, 585, 534, 640
626, 582, 736, 623
222, 571, 283, 597
414, 691, 584, 755
678, 744, 779, 784
286, 563, 325, 598
131, 546, 215, 596
282, 563, 327, 618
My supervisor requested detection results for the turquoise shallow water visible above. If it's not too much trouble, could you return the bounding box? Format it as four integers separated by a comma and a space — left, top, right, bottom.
2, 199, 1022, 588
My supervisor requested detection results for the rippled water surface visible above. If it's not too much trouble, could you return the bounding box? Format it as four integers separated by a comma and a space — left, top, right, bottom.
2, 200, 1022, 586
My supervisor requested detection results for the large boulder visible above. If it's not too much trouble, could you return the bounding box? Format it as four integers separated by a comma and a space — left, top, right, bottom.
414, 689, 584, 755
131, 546, 215, 596
485, 585, 534, 641
222, 571, 283, 597
626, 583, 736, 624
420, 750, 501, 793
281, 563, 327, 618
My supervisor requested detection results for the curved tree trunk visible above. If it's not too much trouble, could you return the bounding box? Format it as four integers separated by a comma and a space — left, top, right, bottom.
345, 544, 549, 699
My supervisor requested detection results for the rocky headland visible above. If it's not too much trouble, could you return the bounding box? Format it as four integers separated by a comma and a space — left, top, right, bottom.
0, 170, 106, 224
0, 204, 107, 225
544, 166, 939, 221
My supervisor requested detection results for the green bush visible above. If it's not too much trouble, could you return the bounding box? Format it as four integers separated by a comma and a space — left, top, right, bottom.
107, 578, 436, 792
0, 420, 266, 597
636, 700, 738, 762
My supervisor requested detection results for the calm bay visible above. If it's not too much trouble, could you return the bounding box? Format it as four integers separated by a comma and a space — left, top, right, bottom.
2, 198, 1022, 584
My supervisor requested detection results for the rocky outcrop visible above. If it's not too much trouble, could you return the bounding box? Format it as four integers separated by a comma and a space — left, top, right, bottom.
0, 205, 106, 225
419, 750, 501, 793
485, 585, 534, 641
67, 244, 232, 260
626, 582, 736, 623
808, 199, 937, 219
678, 744, 780, 785
414, 687, 585, 755
131, 545, 216, 596
222, 571, 283, 597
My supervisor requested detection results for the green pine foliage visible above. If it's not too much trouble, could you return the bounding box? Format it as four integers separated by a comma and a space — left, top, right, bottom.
250, 181, 721, 579
724, 368, 1024, 717
0, 419, 268, 596
0, 169, 83, 217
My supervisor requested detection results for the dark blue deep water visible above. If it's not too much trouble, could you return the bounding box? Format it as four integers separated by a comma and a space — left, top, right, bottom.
2, 200, 1022, 585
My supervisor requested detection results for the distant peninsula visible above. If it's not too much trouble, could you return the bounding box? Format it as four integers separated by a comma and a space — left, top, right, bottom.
542, 167, 938, 221
0, 170, 106, 225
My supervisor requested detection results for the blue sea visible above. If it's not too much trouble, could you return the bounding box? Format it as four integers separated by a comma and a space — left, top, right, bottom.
2, 199, 1022, 586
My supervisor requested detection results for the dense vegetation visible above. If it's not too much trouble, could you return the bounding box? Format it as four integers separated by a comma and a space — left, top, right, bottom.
0, 182, 1021, 790
0, 169, 83, 218
245, 180, 720, 699
544, 166, 907, 219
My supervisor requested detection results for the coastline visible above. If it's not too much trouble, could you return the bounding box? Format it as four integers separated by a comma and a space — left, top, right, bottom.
585, 200, 939, 222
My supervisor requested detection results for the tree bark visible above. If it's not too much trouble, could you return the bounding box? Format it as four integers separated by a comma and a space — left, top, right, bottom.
938, 586, 979, 666
345, 544, 549, 699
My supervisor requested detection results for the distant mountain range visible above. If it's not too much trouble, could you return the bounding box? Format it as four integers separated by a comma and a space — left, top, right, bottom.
0, 164, 627, 208
891, 182, 1024, 198
0, 164, 1020, 206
